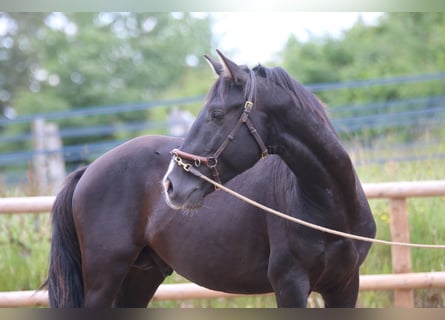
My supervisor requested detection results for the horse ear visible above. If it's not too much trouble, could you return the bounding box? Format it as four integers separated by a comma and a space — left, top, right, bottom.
216, 49, 247, 83
204, 54, 223, 76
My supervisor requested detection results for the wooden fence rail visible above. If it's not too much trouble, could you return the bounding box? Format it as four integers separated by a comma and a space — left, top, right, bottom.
2, 180, 445, 214
2, 272, 445, 308
1, 180, 445, 307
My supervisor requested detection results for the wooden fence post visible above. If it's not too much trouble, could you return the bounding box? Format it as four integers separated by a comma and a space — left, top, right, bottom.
32, 118, 48, 194
44, 122, 66, 194
32, 118, 66, 195
389, 197, 414, 307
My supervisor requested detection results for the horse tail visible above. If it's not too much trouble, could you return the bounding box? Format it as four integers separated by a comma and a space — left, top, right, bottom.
46, 166, 87, 307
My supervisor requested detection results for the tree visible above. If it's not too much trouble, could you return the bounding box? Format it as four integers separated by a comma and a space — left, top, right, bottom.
279, 13, 445, 143
0, 12, 213, 151
280, 13, 445, 106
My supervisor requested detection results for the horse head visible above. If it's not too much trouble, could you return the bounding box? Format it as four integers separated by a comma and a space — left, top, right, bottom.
163, 50, 271, 210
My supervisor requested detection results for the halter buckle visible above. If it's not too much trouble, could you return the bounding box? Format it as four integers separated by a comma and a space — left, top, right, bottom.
244, 101, 253, 112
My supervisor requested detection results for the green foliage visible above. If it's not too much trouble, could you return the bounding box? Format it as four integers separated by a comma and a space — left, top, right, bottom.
37, 13, 210, 106
0, 12, 212, 152
282, 13, 445, 149
0, 214, 50, 291
280, 13, 445, 107
355, 155, 445, 307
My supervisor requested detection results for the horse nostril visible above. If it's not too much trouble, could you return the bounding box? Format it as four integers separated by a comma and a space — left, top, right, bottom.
163, 178, 174, 196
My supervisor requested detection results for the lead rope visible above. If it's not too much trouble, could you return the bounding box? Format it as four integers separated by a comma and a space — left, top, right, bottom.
183, 165, 445, 249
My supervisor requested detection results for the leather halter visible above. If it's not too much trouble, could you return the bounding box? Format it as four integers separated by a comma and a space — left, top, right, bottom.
171, 70, 268, 186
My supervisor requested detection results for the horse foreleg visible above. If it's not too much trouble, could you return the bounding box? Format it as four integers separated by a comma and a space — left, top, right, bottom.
320, 270, 359, 308
272, 277, 311, 307
268, 259, 310, 307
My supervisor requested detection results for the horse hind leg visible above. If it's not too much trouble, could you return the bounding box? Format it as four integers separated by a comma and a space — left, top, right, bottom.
81, 242, 146, 307
113, 267, 165, 307
114, 247, 173, 307
82, 244, 172, 308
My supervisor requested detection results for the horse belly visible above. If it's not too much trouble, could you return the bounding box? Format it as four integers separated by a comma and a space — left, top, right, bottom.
166, 244, 272, 294
149, 211, 272, 294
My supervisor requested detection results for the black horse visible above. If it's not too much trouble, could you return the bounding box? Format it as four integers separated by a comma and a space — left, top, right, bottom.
164, 51, 376, 307
47, 134, 335, 307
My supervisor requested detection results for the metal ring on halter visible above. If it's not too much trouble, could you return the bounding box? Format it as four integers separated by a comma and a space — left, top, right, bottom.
206, 157, 217, 168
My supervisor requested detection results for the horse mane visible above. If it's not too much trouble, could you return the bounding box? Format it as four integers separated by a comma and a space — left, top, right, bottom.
252, 65, 336, 134
205, 63, 336, 135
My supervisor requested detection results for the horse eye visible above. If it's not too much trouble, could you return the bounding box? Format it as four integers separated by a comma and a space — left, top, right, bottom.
210, 110, 224, 121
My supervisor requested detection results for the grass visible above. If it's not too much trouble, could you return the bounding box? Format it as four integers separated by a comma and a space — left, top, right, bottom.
0, 149, 444, 307
0, 214, 50, 292
354, 157, 445, 307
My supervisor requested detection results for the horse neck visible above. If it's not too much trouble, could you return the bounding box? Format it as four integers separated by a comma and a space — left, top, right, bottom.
267, 96, 360, 215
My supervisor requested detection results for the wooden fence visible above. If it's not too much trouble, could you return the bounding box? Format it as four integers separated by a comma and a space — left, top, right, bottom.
1, 180, 445, 307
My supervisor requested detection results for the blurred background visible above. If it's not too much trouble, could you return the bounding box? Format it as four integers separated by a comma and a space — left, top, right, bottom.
0, 12, 444, 192
0, 12, 444, 307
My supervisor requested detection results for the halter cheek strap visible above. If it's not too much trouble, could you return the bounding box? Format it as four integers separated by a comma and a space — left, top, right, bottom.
171, 70, 268, 187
